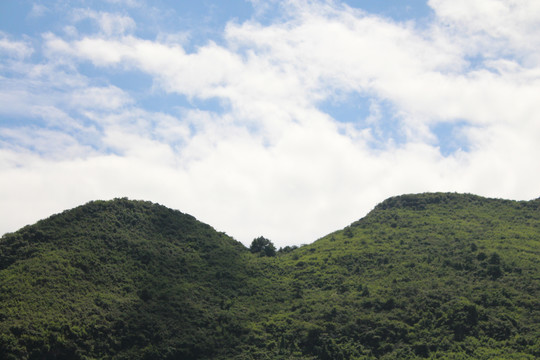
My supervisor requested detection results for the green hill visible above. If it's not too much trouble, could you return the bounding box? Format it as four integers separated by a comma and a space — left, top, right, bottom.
0, 193, 539, 359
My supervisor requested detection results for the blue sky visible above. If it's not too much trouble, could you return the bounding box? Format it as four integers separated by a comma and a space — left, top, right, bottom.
2, 0, 540, 247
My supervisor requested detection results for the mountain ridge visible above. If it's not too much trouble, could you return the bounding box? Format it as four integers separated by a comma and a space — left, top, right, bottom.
0, 193, 539, 359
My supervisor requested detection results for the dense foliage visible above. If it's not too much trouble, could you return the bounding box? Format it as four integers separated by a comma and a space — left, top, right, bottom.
0, 199, 250, 359
0, 193, 539, 359
249, 236, 276, 257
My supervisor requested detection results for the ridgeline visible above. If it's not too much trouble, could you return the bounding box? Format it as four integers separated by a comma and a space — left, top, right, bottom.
0, 193, 539, 359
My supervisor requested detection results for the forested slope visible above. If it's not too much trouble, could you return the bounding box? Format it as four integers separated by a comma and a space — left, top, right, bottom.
248, 193, 540, 359
0, 193, 539, 359
0, 199, 251, 359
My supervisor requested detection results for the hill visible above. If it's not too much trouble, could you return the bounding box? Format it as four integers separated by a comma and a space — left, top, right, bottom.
0, 199, 251, 359
0, 193, 539, 359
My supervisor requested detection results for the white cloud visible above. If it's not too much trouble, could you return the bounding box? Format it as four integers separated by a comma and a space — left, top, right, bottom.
71, 9, 136, 36
429, 0, 540, 64
0, 34, 33, 58
69, 86, 133, 110
2, 0, 540, 247
29, 4, 49, 18
0, 127, 97, 160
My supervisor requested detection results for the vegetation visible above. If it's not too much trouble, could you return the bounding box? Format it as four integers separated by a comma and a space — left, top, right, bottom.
0, 193, 539, 359
249, 236, 276, 257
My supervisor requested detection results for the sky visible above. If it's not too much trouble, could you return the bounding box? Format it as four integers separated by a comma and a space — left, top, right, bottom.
1, 0, 540, 247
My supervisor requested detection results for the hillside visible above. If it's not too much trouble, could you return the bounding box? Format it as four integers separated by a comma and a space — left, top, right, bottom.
0, 199, 251, 359
250, 193, 540, 359
0, 193, 539, 359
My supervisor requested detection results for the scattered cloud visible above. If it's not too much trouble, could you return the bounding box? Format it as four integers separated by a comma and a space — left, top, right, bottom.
29, 3, 49, 18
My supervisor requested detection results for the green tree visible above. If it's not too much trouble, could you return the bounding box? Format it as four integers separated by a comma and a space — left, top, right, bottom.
249, 236, 276, 257
278, 245, 298, 254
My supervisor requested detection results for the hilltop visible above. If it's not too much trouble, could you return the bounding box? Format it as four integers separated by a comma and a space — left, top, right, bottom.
0, 193, 539, 359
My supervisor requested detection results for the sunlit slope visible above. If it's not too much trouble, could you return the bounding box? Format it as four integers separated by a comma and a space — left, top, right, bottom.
262, 193, 540, 359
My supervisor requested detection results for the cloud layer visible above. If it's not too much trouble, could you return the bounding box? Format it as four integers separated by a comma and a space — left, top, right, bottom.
1, 0, 540, 247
